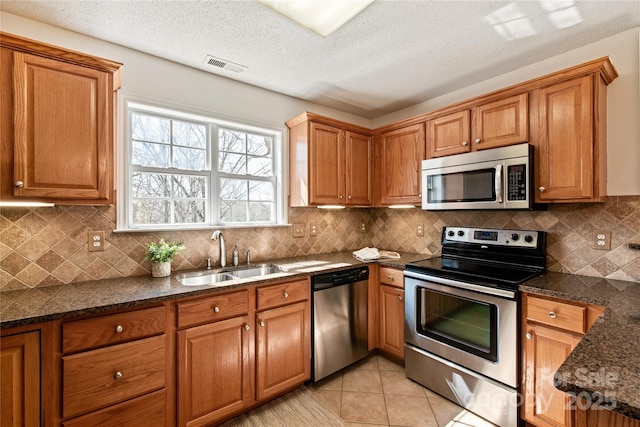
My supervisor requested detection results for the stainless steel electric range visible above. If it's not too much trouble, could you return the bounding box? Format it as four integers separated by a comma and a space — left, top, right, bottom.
404, 225, 547, 426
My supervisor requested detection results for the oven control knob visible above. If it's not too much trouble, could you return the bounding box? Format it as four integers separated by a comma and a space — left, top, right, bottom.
524, 235, 534, 243
457, 230, 464, 237
510, 233, 519, 241
447, 230, 455, 237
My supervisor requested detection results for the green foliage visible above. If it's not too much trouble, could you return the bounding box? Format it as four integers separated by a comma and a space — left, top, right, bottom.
145, 239, 185, 263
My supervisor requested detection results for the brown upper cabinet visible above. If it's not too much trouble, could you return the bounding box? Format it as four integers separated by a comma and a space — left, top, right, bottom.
287, 112, 372, 207
374, 123, 425, 206
428, 94, 529, 158
0, 32, 122, 205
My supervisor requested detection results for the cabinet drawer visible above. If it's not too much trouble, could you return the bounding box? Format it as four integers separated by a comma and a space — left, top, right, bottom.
379, 267, 403, 288
62, 389, 166, 427
257, 279, 309, 310
62, 335, 165, 418
177, 290, 249, 329
63, 306, 166, 353
526, 296, 586, 334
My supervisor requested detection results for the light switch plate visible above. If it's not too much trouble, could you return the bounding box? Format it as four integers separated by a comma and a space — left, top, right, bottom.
88, 231, 105, 252
293, 223, 305, 238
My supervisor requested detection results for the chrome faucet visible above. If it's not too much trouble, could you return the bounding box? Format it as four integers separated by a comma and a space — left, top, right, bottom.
211, 230, 226, 267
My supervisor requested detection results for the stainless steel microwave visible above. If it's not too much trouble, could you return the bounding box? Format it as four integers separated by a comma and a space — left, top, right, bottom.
422, 143, 533, 210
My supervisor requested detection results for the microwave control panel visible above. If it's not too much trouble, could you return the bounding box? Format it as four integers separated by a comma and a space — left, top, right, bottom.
507, 164, 527, 201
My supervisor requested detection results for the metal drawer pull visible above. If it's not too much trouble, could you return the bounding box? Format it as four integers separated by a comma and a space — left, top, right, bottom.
259, 320, 265, 327
398, 295, 403, 301
526, 333, 532, 340
15, 181, 24, 188
283, 291, 289, 298
115, 325, 123, 333
549, 311, 557, 318
114, 371, 123, 380
244, 324, 250, 331
388, 275, 394, 280
214, 306, 220, 313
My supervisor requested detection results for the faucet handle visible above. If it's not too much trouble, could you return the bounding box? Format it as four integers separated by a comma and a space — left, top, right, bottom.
246, 249, 251, 265
206, 258, 212, 270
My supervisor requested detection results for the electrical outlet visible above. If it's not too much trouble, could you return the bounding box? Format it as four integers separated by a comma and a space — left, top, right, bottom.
592, 230, 611, 250
360, 222, 366, 233
293, 223, 305, 238
417, 223, 424, 236
310, 222, 318, 236
88, 231, 105, 252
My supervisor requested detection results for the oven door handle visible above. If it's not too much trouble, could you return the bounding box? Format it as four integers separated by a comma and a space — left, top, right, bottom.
495, 164, 503, 204
404, 270, 516, 299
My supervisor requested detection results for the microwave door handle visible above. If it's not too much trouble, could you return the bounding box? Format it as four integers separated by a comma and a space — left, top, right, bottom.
495, 164, 503, 203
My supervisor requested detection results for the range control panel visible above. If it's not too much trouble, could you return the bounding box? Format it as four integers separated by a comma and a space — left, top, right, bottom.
443, 226, 540, 247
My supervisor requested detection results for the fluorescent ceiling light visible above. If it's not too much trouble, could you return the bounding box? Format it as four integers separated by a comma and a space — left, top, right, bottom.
0, 201, 55, 207
258, 0, 374, 36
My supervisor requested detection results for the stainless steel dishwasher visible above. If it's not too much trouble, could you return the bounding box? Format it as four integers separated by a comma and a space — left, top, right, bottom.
311, 266, 369, 382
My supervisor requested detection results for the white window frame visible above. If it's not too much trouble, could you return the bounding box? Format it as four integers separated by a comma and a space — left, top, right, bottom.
116, 95, 287, 231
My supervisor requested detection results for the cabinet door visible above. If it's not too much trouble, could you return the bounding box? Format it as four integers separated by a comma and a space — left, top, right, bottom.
534, 75, 595, 202
177, 316, 252, 427
345, 131, 372, 205
309, 122, 344, 205
256, 301, 310, 401
474, 93, 528, 150
427, 110, 471, 158
377, 123, 425, 205
0, 331, 40, 427
378, 285, 405, 359
523, 323, 581, 427
12, 51, 113, 203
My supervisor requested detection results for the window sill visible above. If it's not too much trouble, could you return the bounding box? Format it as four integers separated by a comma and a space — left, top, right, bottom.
113, 224, 291, 233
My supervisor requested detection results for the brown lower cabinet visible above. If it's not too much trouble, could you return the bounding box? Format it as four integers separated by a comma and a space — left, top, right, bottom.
378, 266, 405, 360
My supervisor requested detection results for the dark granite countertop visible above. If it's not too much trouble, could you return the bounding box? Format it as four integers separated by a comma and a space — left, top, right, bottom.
520, 272, 640, 420
0, 251, 427, 329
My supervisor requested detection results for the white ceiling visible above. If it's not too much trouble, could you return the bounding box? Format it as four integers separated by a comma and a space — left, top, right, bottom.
1, 1, 639, 119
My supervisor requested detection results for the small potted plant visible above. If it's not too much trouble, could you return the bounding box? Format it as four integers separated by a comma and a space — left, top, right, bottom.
145, 239, 185, 277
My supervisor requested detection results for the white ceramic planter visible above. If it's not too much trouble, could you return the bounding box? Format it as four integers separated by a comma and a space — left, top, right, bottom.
151, 261, 171, 278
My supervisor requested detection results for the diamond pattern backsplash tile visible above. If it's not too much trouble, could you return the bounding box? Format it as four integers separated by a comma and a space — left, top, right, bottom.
1, 197, 640, 290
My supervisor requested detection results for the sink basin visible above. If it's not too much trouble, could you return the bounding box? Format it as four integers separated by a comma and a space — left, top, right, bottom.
177, 264, 282, 286
177, 272, 235, 286
231, 264, 282, 279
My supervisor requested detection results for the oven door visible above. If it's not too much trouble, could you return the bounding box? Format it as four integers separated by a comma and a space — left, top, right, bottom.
404, 273, 518, 388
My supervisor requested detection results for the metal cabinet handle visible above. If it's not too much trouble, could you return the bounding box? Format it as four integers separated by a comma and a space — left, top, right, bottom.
213, 306, 220, 313
243, 324, 250, 331
398, 295, 403, 301
539, 187, 546, 193
114, 371, 123, 380
348, 195, 352, 200
14, 181, 24, 188
462, 141, 468, 146
549, 311, 557, 319
339, 195, 344, 199
283, 291, 289, 298
387, 275, 394, 281
526, 333, 533, 340
259, 320, 265, 327
475, 138, 481, 144
115, 325, 123, 333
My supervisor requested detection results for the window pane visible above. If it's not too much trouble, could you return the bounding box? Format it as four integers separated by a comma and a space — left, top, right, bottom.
173, 176, 207, 199
247, 134, 272, 156
133, 200, 171, 224
220, 178, 248, 200
249, 202, 272, 221
132, 113, 169, 143
219, 129, 246, 153
173, 121, 206, 148
132, 173, 170, 197
132, 141, 170, 168
247, 157, 271, 176
220, 200, 247, 222
174, 146, 206, 170
174, 200, 206, 223
249, 181, 273, 201
219, 152, 246, 174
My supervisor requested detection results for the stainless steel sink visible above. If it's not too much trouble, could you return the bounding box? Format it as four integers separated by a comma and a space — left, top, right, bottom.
177, 272, 235, 286
177, 264, 282, 286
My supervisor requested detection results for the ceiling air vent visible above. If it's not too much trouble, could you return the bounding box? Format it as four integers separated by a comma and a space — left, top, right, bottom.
203, 55, 247, 73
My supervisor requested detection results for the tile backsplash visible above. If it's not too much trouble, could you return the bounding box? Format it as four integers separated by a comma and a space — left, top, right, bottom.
1, 197, 639, 290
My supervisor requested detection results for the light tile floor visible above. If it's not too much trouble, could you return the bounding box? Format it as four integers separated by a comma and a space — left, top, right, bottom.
308, 353, 498, 427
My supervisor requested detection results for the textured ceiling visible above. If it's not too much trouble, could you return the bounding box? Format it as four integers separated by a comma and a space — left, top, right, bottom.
1, 1, 639, 119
